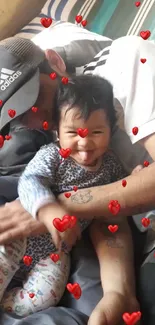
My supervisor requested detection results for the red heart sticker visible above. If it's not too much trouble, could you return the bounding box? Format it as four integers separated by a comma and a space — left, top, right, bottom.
122, 311, 141, 325
50, 72, 57, 80
59, 148, 72, 159
75, 15, 83, 24
73, 186, 78, 192
40, 17, 52, 28
42, 121, 49, 130
144, 160, 149, 167
62, 77, 68, 84
50, 253, 60, 263
31, 106, 38, 113
0, 135, 4, 148
122, 179, 127, 187
140, 58, 146, 64
5, 135, 12, 140
77, 128, 88, 138
62, 215, 77, 229
68, 216, 77, 228
81, 20, 87, 27
108, 200, 120, 215
132, 127, 138, 135
23, 255, 33, 266
66, 283, 82, 299
29, 293, 35, 299
141, 217, 150, 228
140, 30, 151, 40
135, 1, 141, 7
108, 225, 118, 233
8, 109, 16, 118
53, 217, 70, 232
64, 192, 71, 198
0, 100, 3, 106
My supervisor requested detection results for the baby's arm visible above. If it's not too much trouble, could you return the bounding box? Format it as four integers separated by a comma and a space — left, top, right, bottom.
18, 143, 80, 250
89, 217, 137, 301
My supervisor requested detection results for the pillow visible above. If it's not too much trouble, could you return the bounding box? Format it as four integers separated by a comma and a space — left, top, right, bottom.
15, 0, 103, 40
32, 21, 112, 72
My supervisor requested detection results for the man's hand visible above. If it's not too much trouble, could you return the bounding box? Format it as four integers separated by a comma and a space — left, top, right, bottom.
0, 200, 47, 244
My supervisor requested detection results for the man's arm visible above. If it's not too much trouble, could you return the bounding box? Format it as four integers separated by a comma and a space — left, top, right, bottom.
58, 158, 155, 219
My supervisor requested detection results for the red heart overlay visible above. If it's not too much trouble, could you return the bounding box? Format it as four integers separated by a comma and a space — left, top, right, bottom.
62, 77, 68, 84
0, 135, 4, 148
75, 15, 83, 23
5, 135, 12, 140
59, 148, 72, 159
81, 20, 87, 27
8, 109, 16, 118
144, 160, 149, 167
140, 58, 146, 64
77, 128, 88, 138
122, 311, 141, 325
62, 215, 77, 228
122, 179, 127, 187
132, 127, 138, 135
108, 225, 118, 233
40, 17, 52, 28
42, 121, 49, 130
50, 253, 60, 263
141, 217, 150, 228
108, 200, 120, 215
140, 30, 151, 40
23, 255, 33, 266
50, 72, 57, 80
53, 217, 70, 232
66, 283, 82, 299
31, 106, 38, 113
29, 293, 35, 299
135, 1, 141, 7
64, 192, 71, 198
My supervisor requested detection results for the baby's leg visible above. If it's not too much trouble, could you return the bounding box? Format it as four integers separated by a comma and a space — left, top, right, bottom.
0, 239, 26, 302
1, 251, 70, 316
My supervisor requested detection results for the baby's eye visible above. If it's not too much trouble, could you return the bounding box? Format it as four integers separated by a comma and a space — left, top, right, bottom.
67, 131, 76, 134
93, 131, 104, 134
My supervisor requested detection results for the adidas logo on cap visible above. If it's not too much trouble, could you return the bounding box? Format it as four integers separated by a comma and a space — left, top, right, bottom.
0, 68, 22, 91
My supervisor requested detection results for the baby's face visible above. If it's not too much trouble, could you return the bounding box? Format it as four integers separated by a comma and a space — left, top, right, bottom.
58, 106, 111, 166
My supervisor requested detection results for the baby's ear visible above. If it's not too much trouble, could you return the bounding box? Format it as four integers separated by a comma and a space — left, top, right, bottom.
45, 49, 66, 76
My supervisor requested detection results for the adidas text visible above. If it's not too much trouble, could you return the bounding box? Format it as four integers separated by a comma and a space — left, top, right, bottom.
0, 71, 22, 91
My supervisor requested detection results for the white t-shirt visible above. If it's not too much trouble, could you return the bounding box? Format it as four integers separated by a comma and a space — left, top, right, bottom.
84, 36, 155, 253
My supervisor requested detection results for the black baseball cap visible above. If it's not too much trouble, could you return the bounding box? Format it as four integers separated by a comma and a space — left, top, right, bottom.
0, 37, 46, 131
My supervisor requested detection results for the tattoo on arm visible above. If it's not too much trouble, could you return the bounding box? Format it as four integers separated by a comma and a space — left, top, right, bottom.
100, 222, 124, 248
71, 190, 93, 204
105, 236, 124, 248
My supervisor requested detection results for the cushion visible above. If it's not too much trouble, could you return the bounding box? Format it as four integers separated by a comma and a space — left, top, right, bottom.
32, 21, 112, 72
15, 0, 103, 40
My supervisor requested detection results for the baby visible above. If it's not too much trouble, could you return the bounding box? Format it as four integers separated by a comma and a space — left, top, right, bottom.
0, 75, 136, 317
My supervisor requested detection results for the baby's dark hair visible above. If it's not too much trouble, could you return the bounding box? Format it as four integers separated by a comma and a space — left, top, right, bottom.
53, 74, 116, 130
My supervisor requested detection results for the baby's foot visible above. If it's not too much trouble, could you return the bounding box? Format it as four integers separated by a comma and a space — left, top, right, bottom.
88, 291, 140, 325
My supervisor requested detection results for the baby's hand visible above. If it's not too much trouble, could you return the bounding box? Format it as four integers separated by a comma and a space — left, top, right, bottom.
37, 203, 81, 252
59, 221, 81, 252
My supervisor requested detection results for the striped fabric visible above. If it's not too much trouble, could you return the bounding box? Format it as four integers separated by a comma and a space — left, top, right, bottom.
16, 0, 102, 39
16, 0, 155, 41
83, 44, 112, 74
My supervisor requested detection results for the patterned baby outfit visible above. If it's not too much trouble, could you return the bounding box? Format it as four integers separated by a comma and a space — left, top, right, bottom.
0, 143, 126, 316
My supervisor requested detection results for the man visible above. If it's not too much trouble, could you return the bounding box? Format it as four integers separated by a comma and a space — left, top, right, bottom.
0, 35, 154, 324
